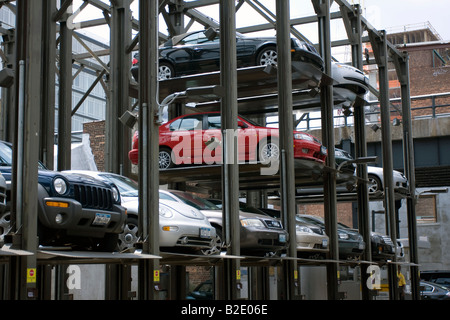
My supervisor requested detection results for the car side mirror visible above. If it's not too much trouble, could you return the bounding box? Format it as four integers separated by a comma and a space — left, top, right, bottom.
237, 120, 247, 128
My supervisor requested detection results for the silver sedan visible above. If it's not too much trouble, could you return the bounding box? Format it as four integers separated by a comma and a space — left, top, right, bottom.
64, 170, 216, 253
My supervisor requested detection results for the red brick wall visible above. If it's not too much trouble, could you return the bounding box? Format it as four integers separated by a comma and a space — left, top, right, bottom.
407, 48, 450, 117
83, 120, 106, 172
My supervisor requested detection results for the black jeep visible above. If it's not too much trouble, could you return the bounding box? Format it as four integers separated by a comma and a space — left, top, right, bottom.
0, 140, 126, 251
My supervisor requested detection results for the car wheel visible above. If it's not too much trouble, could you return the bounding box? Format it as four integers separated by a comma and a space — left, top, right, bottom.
117, 216, 139, 252
257, 46, 277, 67
201, 227, 223, 256
158, 62, 174, 80
159, 148, 175, 170
368, 174, 383, 193
258, 138, 280, 164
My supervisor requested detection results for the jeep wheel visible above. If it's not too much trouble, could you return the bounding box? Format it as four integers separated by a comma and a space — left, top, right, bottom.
118, 216, 139, 252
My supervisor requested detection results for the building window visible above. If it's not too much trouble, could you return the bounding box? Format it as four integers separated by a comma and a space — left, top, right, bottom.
416, 195, 437, 223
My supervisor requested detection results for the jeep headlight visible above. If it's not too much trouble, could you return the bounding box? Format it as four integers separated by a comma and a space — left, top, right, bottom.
53, 178, 68, 195
111, 185, 120, 203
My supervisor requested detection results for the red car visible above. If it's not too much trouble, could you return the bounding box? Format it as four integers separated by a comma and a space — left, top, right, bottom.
129, 112, 327, 170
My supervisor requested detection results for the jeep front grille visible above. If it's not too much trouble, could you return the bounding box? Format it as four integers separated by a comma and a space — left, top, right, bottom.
73, 184, 114, 211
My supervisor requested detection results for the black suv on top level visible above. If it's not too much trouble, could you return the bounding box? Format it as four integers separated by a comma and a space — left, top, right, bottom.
0, 140, 126, 251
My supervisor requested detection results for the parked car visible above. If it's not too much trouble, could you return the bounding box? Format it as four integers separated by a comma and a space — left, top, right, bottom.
159, 190, 288, 256
129, 112, 327, 169
239, 205, 329, 258
295, 215, 365, 260
332, 62, 369, 96
334, 148, 408, 193
64, 170, 216, 254
420, 270, 450, 289
370, 231, 395, 261
420, 280, 450, 300
131, 29, 324, 81
186, 280, 213, 300
0, 141, 126, 251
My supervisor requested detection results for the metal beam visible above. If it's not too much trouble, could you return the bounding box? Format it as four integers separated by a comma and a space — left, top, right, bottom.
219, 0, 240, 301
339, 3, 372, 300
276, 0, 298, 300
393, 52, 420, 300
57, 8, 73, 171
137, 0, 160, 301
313, 0, 339, 300
368, 29, 399, 300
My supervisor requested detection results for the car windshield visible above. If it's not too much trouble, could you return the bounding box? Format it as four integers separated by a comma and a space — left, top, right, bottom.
171, 191, 219, 210
100, 174, 139, 197
0, 141, 47, 169
0, 142, 13, 166
296, 215, 324, 226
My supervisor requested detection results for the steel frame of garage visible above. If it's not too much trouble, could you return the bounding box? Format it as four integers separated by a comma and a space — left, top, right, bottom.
0, 0, 419, 301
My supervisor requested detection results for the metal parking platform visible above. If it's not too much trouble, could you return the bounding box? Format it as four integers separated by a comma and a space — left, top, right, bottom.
130, 63, 327, 103
159, 159, 326, 191
36, 248, 161, 266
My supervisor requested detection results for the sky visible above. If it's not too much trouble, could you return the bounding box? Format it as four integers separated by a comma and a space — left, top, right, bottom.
74, 0, 450, 42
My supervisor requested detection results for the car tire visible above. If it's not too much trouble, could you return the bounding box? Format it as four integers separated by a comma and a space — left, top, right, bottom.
117, 216, 139, 252
368, 174, 383, 193
158, 61, 174, 80
201, 227, 223, 256
257, 46, 277, 67
258, 138, 280, 164
159, 147, 175, 170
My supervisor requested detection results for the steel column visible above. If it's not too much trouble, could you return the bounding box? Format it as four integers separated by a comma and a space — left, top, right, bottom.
219, 0, 240, 301
393, 53, 420, 300
13, 0, 43, 300
57, 5, 73, 171
40, 0, 57, 170
137, 0, 160, 300
276, 0, 298, 300
313, 0, 339, 300
340, 3, 373, 299
107, 0, 132, 176
369, 30, 399, 300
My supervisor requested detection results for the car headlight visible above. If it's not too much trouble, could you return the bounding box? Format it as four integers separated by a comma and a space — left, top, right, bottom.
296, 225, 314, 233
159, 205, 174, 218
240, 218, 265, 228
294, 38, 308, 51
111, 185, 120, 203
294, 133, 314, 142
338, 232, 349, 240
53, 177, 68, 195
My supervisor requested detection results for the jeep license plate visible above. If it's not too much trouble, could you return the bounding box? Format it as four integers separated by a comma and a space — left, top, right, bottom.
200, 227, 211, 238
92, 213, 111, 226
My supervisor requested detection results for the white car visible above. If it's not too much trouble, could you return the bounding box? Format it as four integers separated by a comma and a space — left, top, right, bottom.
335, 148, 408, 194
366, 166, 408, 193
332, 62, 369, 99
64, 171, 216, 253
